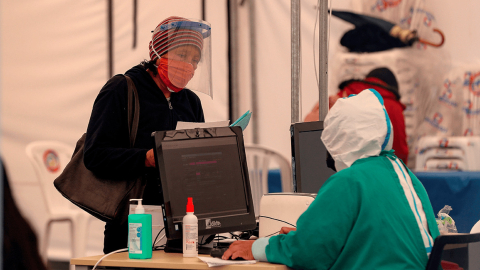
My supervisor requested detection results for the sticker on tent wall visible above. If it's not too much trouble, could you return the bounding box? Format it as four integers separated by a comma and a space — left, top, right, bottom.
438, 138, 449, 147
371, 0, 401, 12
43, 150, 60, 173
465, 71, 480, 96
464, 128, 473, 136
439, 88, 458, 108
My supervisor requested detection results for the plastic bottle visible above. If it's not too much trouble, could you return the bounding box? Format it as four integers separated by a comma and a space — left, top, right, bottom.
128, 199, 152, 259
437, 205, 458, 233
183, 197, 198, 257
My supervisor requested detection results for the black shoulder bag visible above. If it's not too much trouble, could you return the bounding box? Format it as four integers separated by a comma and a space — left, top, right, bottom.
54, 75, 145, 223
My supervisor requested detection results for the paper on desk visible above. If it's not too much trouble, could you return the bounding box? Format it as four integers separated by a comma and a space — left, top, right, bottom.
198, 256, 257, 267
176, 121, 230, 130
176, 110, 252, 131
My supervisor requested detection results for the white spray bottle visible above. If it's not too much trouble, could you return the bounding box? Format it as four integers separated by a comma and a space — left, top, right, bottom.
183, 197, 198, 257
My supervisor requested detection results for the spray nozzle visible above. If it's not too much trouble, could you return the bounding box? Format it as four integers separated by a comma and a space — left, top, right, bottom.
130, 199, 145, 214
186, 197, 194, 213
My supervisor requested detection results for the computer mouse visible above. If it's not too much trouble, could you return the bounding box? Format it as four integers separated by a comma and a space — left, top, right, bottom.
210, 248, 246, 260
210, 247, 228, 258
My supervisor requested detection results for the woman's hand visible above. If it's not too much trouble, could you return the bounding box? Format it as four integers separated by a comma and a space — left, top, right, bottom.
145, 149, 156, 167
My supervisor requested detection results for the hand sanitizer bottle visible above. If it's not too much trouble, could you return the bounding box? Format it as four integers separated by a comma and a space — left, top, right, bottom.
128, 199, 152, 259
183, 197, 198, 257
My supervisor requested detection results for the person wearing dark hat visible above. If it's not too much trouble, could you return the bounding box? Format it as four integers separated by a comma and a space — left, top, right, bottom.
83, 16, 212, 253
304, 67, 409, 164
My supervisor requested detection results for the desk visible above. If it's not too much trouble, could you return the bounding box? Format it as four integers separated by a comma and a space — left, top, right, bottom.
415, 172, 480, 233
71, 250, 290, 270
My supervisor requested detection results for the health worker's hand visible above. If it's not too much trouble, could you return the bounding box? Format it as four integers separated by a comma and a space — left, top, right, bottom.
279, 227, 296, 234
222, 240, 255, 260
145, 149, 156, 167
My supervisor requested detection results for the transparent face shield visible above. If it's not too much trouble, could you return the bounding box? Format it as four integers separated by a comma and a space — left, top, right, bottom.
151, 19, 212, 98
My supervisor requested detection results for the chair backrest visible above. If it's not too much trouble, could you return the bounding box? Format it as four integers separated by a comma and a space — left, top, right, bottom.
244, 144, 293, 217
25, 140, 75, 214
471, 220, 480, 233
416, 136, 480, 171
426, 233, 480, 270
470, 221, 480, 270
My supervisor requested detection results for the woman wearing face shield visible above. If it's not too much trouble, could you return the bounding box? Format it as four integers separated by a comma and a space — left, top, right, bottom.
83, 16, 212, 254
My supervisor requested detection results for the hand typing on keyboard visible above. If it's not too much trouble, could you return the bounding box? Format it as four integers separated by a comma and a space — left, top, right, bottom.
220, 240, 255, 260
210, 248, 245, 260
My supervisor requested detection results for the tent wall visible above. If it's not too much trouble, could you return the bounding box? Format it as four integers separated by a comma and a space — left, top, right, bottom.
243, 0, 354, 158
1, 0, 228, 259
1, 0, 479, 261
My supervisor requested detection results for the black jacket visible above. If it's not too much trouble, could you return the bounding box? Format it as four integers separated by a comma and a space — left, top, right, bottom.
84, 64, 204, 253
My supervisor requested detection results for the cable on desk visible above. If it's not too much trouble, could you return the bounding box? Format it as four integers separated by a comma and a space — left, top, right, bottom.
264, 230, 281, 237
258, 215, 297, 228
92, 227, 166, 269
152, 227, 165, 249
92, 248, 128, 270
153, 244, 166, 251
199, 234, 216, 246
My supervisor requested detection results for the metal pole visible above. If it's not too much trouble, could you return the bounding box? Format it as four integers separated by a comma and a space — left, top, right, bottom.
228, 0, 240, 123
107, 0, 113, 78
132, 0, 137, 49
249, 0, 259, 144
291, 0, 301, 124
318, 0, 329, 121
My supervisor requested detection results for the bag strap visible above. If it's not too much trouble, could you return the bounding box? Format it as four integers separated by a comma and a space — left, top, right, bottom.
124, 75, 140, 148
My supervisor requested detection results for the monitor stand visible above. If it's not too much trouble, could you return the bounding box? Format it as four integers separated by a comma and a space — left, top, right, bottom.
164, 238, 213, 255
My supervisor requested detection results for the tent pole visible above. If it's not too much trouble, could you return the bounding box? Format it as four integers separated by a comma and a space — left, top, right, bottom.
107, 0, 113, 79
132, 0, 137, 49
291, 0, 301, 124
249, 0, 259, 144
228, 0, 240, 124
318, 0, 329, 121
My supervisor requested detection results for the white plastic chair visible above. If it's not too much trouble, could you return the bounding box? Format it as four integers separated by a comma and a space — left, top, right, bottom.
416, 136, 480, 171
471, 220, 480, 233
470, 220, 480, 269
244, 144, 293, 217
26, 141, 94, 264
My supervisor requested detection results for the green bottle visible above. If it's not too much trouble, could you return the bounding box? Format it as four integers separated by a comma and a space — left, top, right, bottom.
128, 199, 152, 259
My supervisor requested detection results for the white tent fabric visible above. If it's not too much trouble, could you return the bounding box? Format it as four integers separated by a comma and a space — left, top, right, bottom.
2, 0, 110, 258
1, 0, 228, 259
244, 0, 354, 158
2, 0, 480, 262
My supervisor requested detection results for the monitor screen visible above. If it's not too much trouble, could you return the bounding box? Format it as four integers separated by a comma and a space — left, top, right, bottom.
152, 127, 256, 242
290, 121, 335, 193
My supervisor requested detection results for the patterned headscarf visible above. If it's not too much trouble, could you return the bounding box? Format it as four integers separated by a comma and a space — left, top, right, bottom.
149, 16, 204, 61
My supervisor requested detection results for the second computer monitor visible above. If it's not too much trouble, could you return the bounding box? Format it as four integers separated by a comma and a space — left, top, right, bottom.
290, 121, 336, 193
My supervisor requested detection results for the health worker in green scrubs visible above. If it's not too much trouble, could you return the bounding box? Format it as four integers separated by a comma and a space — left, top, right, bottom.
223, 89, 440, 270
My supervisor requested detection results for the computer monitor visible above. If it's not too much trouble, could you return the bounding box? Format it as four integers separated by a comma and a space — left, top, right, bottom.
152, 126, 256, 249
290, 121, 335, 193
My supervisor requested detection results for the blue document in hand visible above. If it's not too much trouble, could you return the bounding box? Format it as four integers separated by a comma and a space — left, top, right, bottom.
230, 110, 252, 131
